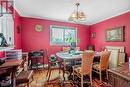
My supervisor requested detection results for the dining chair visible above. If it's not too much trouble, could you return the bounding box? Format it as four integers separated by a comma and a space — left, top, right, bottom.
16, 70, 33, 87
73, 50, 94, 87
87, 45, 95, 51
92, 51, 111, 82
16, 54, 33, 87
62, 47, 70, 52
74, 47, 80, 51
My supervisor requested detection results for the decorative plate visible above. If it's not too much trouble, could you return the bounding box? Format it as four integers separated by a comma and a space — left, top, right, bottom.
35, 24, 43, 32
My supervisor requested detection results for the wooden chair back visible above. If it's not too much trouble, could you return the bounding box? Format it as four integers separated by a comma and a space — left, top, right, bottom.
74, 47, 80, 51
100, 51, 111, 70
87, 45, 95, 51
81, 50, 94, 75
62, 47, 70, 52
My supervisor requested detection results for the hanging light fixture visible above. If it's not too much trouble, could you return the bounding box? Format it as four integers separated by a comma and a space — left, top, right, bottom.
69, 3, 86, 22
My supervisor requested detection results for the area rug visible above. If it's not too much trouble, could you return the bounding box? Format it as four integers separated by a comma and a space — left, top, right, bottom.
44, 77, 62, 87
44, 77, 77, 87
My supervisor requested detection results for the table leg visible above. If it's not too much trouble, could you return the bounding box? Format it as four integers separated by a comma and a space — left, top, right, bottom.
11, 67, 16, 87
43, 56, 44, 68
31, 59, 33, 69
36, 57, 38, 70
63, 60, 66, 80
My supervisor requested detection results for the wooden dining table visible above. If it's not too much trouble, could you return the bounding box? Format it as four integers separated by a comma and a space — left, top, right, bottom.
0, 59, 23, 87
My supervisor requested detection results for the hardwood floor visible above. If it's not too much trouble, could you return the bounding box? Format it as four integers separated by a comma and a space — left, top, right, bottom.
17, 69, 111, 87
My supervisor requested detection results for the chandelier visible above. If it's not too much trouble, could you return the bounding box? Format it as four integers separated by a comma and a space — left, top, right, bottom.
69, 3, 86, 22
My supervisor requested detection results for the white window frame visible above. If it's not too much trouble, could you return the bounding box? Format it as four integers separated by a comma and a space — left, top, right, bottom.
50, 25, 77, 46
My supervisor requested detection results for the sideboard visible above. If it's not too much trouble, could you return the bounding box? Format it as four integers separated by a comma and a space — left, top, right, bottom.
108, 63, 130, 87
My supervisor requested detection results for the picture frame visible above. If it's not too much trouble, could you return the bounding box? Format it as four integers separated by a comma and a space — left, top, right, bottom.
91, 32, 96, 38
105, 26, 124, 42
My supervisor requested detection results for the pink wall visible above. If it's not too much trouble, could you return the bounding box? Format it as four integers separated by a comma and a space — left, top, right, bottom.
21, 17, 90, 63
90, 12, 130, 57
14, 11, 22, 49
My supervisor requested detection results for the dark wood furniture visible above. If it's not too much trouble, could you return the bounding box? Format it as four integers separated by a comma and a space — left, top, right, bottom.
16, 53, 33, 87
108, 63, 130, 87
16, 70, 33, 87
28, 50, 44, 69
0, 59, 22, 87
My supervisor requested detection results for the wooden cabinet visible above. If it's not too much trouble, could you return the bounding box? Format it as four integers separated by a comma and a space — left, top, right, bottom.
108, 63, 130, 87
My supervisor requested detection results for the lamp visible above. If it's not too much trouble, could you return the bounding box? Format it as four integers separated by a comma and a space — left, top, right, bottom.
69, 3, 86, 22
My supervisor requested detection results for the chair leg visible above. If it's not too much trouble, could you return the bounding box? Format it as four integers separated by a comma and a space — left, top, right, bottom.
27, 82, 29, 87
32, 75, 34, 81
59, 64, 61, 74
90, 73, 93, 86
48, 69, 52, 81
106, 70, 108, 80
72, 67, 75, 83
81, 75, 83, 87
99, 70, 102, 82
46, 65, 50, 77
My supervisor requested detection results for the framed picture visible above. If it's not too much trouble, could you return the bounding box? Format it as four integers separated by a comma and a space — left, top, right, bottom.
91, 32, 96, 38
105, 26, 124, 42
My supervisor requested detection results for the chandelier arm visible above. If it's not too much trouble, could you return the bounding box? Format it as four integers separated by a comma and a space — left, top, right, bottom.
76, 3, 79, 20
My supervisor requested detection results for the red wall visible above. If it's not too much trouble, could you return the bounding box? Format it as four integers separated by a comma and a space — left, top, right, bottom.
90, 12, 130, 57
14, 11, 22, 49
21, 17, 90, 63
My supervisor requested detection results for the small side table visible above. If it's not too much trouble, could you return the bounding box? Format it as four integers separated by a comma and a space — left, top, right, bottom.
30, 55, 44, 69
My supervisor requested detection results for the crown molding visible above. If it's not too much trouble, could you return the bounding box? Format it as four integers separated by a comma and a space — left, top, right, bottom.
20, 15, 89, 25
91, 9, 130, 25
18, 10, 130, 26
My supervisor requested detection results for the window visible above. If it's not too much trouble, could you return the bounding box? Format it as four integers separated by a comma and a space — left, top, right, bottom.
50, 25, 77, 45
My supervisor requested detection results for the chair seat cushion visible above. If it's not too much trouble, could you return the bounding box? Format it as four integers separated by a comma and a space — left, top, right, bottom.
16, 70, 33, 84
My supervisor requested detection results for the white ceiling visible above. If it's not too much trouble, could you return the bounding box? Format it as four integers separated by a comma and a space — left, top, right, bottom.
14, 0, 130, 25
